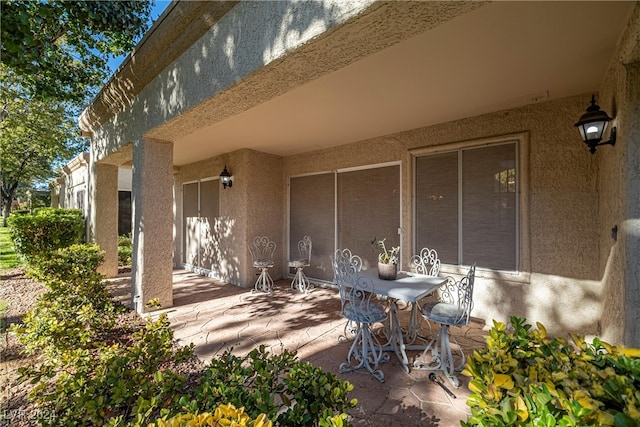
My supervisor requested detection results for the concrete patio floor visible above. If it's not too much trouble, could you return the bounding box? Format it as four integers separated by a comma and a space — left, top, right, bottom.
108, 269, 488, 427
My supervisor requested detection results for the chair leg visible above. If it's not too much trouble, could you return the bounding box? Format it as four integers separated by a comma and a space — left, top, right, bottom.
413, 324, 465, 388
339, 320, 357, 342
253, 268, 274, 293
290, 267, 311, 293
339, 322, 389, 383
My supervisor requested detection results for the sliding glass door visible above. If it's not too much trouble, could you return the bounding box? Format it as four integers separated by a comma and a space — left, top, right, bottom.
337, 166, 400, 270
183, 178, 220, 271
289, 173, 335, 282
289, 164, 400, 283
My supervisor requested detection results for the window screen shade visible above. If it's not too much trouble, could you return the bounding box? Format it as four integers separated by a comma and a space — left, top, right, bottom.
183, 182, 199, 266
118, 191, 132, 236
199, 180, 219, 271
462, 145, 516, 270
337, 166, 400, 270
289, 173, 335, 282
182, 180, 220, 271
415, 143, 517, 271
415, 153, 459, 264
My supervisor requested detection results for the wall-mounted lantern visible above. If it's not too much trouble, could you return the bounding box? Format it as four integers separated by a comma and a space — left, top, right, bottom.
574, 94, 616, 154
220, 165, 232, 189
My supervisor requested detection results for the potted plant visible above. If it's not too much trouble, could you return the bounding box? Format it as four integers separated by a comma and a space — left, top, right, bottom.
372, 237, 399, 280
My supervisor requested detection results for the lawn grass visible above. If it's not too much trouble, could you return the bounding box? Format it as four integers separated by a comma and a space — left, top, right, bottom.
0, 226, 22, 271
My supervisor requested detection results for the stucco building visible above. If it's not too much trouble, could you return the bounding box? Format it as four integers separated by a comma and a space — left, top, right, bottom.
51, 152, 133, 237
79, 1, 640, 346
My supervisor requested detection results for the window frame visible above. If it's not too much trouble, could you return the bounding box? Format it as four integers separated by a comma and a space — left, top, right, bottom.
410, 132, 530, 282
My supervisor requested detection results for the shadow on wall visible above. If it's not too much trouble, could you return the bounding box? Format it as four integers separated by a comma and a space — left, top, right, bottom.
478, 272, 602, 338
203, 216, 241, 285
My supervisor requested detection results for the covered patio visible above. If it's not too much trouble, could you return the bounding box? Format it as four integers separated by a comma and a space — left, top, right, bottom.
107, 270, 487, 426
82, 0, 640, 351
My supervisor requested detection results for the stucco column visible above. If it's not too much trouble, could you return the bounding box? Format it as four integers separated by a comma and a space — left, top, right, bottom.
623, 61, 640, 347
92, 162, 119, 277
131, 138, 174, 312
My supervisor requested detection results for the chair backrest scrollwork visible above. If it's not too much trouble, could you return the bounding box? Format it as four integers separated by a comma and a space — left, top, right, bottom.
410, 247, 441, 276
333, 248, 360, 286
438, 264, 476, 326
295, 235, 312, 264
332, 249, 384, 324
250, 236, 276, 262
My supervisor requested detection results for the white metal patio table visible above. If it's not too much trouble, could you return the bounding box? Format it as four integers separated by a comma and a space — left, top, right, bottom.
360, 269, 447, 373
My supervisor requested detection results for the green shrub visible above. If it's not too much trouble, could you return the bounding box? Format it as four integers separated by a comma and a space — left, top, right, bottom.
462, 316, 640, 427
20, 314, 194, 426
7, 208, 84, 262
118, 234, 133, 266
11, 244, 118, 357
179, 345, 356, 427
0, 226, 22, 270
12, 239, 196, 426
28, 243, 105, 284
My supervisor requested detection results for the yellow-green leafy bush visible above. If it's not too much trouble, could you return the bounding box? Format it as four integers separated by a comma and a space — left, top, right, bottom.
149, 404, 272, 427
463, 316, 640, 427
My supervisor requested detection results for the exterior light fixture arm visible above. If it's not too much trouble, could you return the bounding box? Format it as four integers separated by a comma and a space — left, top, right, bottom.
587, 126, 616, 154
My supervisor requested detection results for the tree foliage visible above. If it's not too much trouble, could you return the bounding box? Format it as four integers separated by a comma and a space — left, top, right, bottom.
1, 0, 152, 105
0, 67, 86, 224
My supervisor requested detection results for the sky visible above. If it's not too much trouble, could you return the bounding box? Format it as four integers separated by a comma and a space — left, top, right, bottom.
106, 1, 172, 76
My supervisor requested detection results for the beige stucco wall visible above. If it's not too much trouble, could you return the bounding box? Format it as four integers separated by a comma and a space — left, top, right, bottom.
174, 149, 283, 288
129, 139, 175, 310
283, 95, 603, 337
598, 4, 640, 347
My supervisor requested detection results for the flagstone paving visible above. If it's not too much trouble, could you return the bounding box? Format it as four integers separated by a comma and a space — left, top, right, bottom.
109, 269, 488, 427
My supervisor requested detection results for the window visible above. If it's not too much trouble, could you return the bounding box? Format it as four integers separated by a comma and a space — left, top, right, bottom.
415, 141, 519, 271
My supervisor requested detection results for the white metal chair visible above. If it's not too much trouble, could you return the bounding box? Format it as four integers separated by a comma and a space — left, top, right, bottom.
409, 247, 441, 276
413, 264, 476, 388
249, 236, 276, 293
288, 235, 312, 293
333, 248, 389, 382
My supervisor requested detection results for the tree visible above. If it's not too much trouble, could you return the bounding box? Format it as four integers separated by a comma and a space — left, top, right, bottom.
0, 67, 86, 226
1, 0, 152, 106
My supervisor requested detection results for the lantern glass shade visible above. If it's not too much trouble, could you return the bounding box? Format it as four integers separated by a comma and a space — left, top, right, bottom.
574, 95, 612, 144
576, 120, 607, 142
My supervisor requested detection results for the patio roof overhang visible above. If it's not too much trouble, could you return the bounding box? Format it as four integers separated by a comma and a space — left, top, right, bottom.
80, 1, 635, 167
